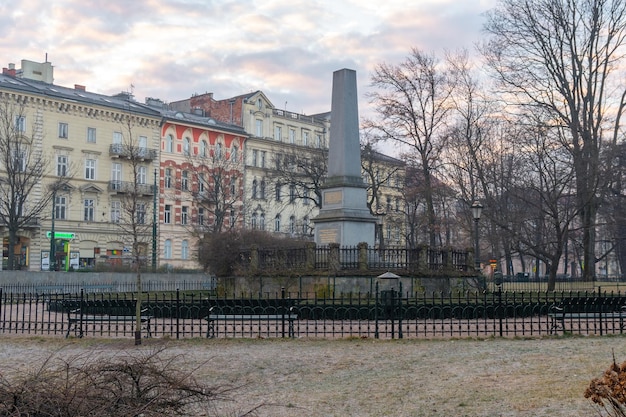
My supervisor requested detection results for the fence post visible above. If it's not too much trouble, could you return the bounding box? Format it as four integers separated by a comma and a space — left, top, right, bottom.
281, 287, 286, 338
305, 242, 316, 270
329, 243, 340, 272
79, 288, 84, 338
374, 281, 379, 339
398, 281, 403, 339
358, 242, 369, 271
176, 288, 180, 340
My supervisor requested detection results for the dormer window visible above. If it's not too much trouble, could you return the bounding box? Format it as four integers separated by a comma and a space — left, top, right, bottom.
257, 98, 262, 110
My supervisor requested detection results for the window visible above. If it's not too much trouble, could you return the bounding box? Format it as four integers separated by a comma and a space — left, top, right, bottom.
289, 184, 296, 203
181, 240, 189, 260
87, 127, 96, 143
113, 131, 123, 144
12, 150, 26, 172
111, 201, 121, 223
303, 188, 310, 205
303, 131, 309, 146
386, 224, 392, 240
229, 178, 236, 196
136, 203, 146, 224
200, 140, 207, 157
261, 151, 266, 168
138, 136, 147, 157
274, 125, 282, 141
255, 119, 263, 137
14, 116, 25, 132
164, 239, 172, 259
198, 208, 205, 225
58, 122, 68, 138
316, 134, 321, 148
184, 137, 191, 156
55, 195, 67, 220
289, 128, 296, 144
85, 159, 96, 180
164, 204, 172, 224
395, 198, 400, 212
111, 163, 122, 190
257, 98, 262, 109
260, 180, 266, 199
181, 206, 188, 225
251, 213, 258, 229
386, 196, 392, 213
302, 216, 309, 235
198, 173, 205, 194
259, 213, 265, 231
275, 183, 282, 201
289, 216, 295, 235
252, 149, 258, 166
137, 166, 147, 185
274, 214, 281, 232
84, 199, 95, 222
166, 134, 173, 152
275, 153, 282, 170
230, 209, 235, 227
252, 179, 258, 199
165, 168, 172, 188
56, 155, 68, 177
181, 171, 188, 190
216, 143, 223, 159
231, 146, 238, 162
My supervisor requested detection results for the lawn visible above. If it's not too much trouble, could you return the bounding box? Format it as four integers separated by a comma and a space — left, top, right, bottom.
0, 335, 622, 416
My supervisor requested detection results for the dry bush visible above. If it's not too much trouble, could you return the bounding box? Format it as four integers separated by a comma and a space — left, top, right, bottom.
585, 353, 626, 417
0, 346, 240, 417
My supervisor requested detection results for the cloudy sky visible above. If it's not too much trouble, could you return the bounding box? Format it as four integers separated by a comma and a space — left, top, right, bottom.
1, 0, 497, 117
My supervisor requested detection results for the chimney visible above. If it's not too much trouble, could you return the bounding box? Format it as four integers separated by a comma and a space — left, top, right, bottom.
74, 84, 86, 91
3, 63, 16, 76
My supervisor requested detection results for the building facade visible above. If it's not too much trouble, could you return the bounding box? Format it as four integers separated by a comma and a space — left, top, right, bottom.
0, 59, 162, 271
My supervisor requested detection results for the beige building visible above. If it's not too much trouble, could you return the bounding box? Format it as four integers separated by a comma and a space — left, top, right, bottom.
0, 59, 161, 271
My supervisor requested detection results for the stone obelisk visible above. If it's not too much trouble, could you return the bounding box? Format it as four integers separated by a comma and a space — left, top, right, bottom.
314, 69, 376, 247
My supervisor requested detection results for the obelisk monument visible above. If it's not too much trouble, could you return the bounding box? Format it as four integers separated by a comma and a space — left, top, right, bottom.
314, 69, 376, 247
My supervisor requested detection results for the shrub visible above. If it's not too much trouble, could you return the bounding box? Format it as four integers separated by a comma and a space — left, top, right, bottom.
0, 346, 234, 416
585, 354, 626, 417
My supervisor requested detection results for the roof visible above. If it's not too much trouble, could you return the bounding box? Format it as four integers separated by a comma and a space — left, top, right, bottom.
0, 73, 162, 118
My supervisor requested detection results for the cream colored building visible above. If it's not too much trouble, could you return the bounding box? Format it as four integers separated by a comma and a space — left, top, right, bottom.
0, 60, 161, 271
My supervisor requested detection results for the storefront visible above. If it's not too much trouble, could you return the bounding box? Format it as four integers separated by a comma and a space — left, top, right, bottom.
41, 231, 78, 271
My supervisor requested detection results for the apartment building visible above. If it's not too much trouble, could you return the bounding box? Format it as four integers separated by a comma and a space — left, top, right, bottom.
0, 59, 161, 271
146, 100, 248, 269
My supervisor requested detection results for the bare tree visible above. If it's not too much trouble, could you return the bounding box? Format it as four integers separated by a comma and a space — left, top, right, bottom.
367, 48, 455, 247
0, 96, 54, 270
113, 114, 156, 345
188, 143, 244, 234
482, 0, 626, 280
268, 147, 327, 209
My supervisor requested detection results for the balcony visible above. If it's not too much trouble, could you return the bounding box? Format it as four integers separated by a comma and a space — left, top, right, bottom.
108, 181, 155, 196
109, 144, 158, 161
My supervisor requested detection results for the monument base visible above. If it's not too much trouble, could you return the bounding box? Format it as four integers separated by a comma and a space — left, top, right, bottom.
314, 216, 376, 248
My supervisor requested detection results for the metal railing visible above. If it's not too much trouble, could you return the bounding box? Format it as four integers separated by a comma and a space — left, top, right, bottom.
3, 288, 626, 340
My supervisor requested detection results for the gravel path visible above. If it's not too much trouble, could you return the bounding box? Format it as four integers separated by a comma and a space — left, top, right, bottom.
0, 335, 621, 416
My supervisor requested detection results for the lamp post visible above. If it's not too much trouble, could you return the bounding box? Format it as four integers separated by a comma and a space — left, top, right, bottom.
471, 201, 483, 272
152, 168, 158, 272
49, 191, 56, 271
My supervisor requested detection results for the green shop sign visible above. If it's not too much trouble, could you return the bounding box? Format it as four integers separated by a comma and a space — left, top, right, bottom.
46, 231, 76, 240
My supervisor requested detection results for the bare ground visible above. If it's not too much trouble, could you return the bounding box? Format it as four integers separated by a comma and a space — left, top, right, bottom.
0, 335, 622, 416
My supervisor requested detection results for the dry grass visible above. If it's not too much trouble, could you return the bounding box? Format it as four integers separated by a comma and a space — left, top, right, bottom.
0, 335, 623, 416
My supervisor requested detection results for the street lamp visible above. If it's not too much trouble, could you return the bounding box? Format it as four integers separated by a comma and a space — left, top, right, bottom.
152, 168, 158, 272
471, 201, 483, 272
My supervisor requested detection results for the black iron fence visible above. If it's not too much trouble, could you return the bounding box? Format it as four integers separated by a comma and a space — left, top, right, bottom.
3, 287, 626, 340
